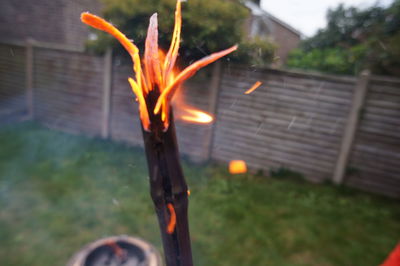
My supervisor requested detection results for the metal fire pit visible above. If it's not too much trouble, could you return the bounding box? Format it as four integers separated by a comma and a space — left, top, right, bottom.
67, 235, 161, 266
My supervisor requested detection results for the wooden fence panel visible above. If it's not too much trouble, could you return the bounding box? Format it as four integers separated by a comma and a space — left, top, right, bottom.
212, 65, 356, 183
33, 48, 103, 136
0, 44, 27, 122
1, 41, 399, 198
346, 78, 400, 198
109, 63, 143, 147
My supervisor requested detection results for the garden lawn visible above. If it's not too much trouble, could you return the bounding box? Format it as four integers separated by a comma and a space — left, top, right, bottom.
0, 122, 399, 266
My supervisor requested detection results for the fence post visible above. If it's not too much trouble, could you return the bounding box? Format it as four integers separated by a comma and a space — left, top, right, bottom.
203, 61, 222, 160
25, 39, 34, 119
101, 48, 113, 138
333, 70, 370, 184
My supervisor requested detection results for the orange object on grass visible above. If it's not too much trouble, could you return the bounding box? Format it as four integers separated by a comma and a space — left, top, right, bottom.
81, 0, 237, 131
229, 160, 248, 174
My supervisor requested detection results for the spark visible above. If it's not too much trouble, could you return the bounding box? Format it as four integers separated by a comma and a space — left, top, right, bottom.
330, 118, 342, 134
255, 122, 263, 135
229, 98, 238, 108
306, 113, 316, 126
244, 81, 262, 94
273, 56, 280, 61
288, 116, 297, 130
379, 40, 387, 51
112, 198, 120, 206
313, 81, 324, 100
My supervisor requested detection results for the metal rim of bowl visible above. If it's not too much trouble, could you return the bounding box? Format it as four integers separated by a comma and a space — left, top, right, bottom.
67, 235, 162, 266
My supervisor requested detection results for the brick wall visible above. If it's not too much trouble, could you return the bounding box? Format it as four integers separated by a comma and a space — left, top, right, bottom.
0, 0, 101, 50
269, 20, 301, 64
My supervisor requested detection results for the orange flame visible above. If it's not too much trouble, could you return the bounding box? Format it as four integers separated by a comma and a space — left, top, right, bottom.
81, 0, 237, 131
229, 160, 248, 174
179, 107, 213, 124
172, 87, 214, 124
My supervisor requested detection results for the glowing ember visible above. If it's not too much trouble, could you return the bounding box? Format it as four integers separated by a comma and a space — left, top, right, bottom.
229, 160, 248, 174
81, 0, 237, 131
166, 203, 176, 234
244, 81, 262, 95
105, 240, 126, 260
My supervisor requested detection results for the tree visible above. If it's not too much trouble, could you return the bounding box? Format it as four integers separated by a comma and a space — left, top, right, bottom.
86, 0, 275, 66
287, 0, 400, 76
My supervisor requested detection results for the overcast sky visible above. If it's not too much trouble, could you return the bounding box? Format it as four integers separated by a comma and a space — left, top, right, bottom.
260, 0, 394, 37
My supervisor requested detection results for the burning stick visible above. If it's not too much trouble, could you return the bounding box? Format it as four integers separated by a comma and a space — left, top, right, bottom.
81, 1, 237, 266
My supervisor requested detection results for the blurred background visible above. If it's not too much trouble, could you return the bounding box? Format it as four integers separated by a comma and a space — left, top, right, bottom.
0, 0, 399, 265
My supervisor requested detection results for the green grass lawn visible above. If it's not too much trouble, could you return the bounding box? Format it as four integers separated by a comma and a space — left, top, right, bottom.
0, 122, 399, 266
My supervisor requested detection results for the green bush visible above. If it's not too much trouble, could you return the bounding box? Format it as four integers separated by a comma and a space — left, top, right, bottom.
286, 0, 400, 76
85, 0, 275, 66
233, 37, 276, 67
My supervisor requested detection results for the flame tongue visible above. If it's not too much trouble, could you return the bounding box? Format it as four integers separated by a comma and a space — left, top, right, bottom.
178, 107, 213, 124
153, 45, 238, 117
172, 86, 213, 124
81, 0, 237, 132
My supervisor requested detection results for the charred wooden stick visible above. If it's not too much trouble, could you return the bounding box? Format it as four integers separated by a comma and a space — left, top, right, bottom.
80, 2, 237, 265
142, 90, 192, 266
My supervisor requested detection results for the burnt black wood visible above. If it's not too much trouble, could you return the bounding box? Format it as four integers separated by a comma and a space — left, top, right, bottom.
141, 89, 193, 266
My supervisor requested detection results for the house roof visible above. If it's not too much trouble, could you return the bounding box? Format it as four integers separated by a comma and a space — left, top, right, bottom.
244, 1, 303, 37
